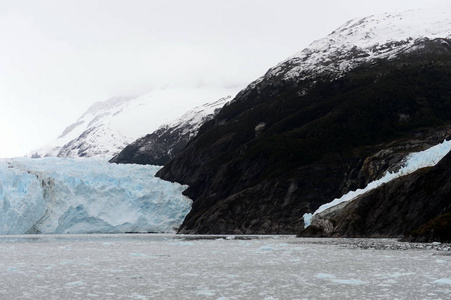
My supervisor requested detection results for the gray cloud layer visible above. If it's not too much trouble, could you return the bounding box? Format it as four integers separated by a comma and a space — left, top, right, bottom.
0, 0, 447, 157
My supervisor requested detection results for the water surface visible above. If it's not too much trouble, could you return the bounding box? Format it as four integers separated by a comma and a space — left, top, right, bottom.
0, 234, 450, 299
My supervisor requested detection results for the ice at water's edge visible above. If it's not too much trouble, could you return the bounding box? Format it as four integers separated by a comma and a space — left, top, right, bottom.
0, 157, 191, 235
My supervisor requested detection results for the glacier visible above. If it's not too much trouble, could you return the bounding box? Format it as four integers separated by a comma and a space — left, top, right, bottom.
0, 157, 192, 234
304, 139, 451, 228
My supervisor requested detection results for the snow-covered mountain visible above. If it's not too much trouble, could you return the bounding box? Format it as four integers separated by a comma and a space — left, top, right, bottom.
30, 86, 240, 160
162, 95, 232, 139
110, 95, 232, 165
250, 8, 451, 89
0, 157, 191, 234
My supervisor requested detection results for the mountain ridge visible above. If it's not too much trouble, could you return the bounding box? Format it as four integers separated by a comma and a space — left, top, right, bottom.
266, 8, 451, 82
30, 87, 239, 160
156, 8, 451, 235
110, 96, 232, 165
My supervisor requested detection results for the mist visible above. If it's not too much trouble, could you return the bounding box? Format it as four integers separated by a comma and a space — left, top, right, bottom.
0, 0, 448, 157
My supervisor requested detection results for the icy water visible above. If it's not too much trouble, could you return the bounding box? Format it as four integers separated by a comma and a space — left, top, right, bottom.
0, 235, 450, 299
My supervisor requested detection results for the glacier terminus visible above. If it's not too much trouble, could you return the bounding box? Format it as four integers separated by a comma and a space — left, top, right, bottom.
0, 158, 192, 235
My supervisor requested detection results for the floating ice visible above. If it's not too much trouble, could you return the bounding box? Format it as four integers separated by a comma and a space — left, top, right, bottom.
315, 273, 367, 285
331, 279, 368, 285
315, 273, 336, 280
433, 278, 451, 285
0, 157, 192, 234
257, 246, 275, 253
65, 281, 85, 286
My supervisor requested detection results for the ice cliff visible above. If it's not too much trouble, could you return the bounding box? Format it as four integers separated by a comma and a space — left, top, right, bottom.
0, 158, 191, 234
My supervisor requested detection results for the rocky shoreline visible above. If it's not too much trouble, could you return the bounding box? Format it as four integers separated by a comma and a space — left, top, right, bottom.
292, 238, 451, 252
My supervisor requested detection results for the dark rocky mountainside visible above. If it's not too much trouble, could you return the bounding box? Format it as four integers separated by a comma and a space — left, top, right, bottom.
299, 150, 451, 242
109, 126, 188, 165
109, 126, 187, 166
157, 38, 451, 234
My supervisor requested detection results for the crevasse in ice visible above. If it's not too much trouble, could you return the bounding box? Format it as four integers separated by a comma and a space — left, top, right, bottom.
0, 157, 191, 234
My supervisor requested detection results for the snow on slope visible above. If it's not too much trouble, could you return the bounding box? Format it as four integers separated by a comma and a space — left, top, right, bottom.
30, 86, 240, 160
110, 95, 233, 165
163, 95, 232, 139
0, 157, 192, 234
263, 8, 451, 85
303, 140, 451, 227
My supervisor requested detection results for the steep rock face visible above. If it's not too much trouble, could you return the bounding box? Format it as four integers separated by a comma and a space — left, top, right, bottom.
299, 150, 451, 242
110, 96, 231, 165
157, 9, 451, 234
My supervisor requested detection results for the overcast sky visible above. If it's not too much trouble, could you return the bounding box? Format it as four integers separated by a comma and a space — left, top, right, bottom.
0, 0, 448, 158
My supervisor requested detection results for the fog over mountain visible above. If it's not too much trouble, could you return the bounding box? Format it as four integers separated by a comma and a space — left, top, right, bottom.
1, 0, 449, 158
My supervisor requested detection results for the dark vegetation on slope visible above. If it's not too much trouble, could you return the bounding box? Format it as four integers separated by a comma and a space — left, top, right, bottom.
110, 126, 190, 166
407, 212, 451, 243
157, 39, 451, 234
110, 98, 229, 166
